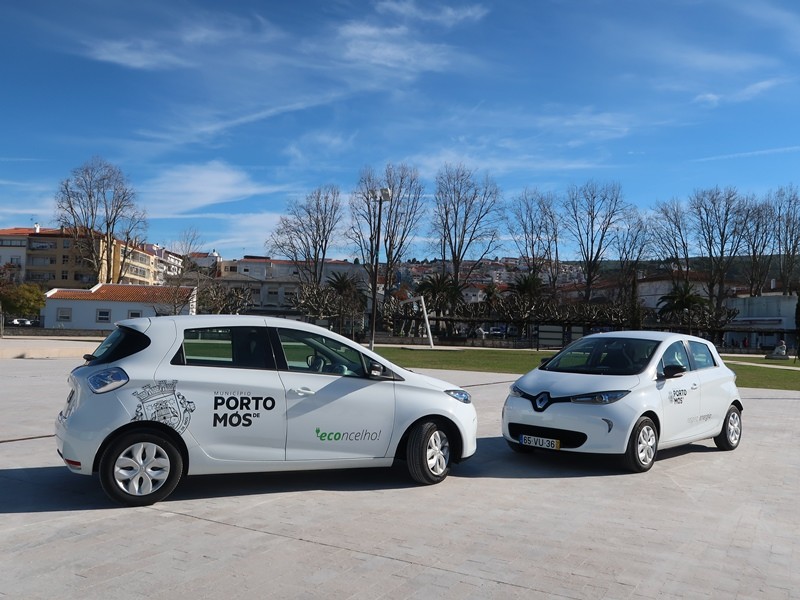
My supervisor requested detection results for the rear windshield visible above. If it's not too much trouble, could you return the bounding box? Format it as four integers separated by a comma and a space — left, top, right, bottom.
542, 337, 661, 376
85, 326, 151, 365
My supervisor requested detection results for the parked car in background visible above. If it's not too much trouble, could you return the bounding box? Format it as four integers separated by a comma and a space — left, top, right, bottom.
10, 318, 32, 326
56, 315, 478, 506
502, 331, 742, 472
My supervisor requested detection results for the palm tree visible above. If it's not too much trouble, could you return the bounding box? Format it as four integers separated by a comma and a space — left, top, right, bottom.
416, 273, 463, 335
326, 272, 366, 336
657, 281, 707, 332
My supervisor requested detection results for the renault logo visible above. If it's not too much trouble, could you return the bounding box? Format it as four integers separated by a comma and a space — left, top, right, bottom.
535, 393, 549, 410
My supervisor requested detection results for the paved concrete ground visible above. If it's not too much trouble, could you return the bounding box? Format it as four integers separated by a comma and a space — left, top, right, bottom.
1, 353, 799, 599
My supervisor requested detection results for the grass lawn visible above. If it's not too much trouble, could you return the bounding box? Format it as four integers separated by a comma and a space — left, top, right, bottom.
373, 347, 800, 392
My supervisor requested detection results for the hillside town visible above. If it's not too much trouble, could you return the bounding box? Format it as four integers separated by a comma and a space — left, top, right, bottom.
1, 223, 796, 354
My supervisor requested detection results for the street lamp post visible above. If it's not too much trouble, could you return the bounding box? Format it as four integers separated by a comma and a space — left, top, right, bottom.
369, 188, 392, 351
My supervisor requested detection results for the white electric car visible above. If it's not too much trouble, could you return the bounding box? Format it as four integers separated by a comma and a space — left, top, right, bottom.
56, 315, 477, 505
502, 331, 742, 471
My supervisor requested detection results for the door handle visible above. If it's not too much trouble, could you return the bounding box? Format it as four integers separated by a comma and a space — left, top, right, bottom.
290, 387, 316, 397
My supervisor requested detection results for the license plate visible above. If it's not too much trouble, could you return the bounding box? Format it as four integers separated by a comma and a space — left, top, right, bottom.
520, 434, 560, 450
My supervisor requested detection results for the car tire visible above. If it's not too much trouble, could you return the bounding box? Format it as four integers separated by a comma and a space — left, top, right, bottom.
407, 421, 450, 485
506, 439, 535, 454
714, 405, 742, 451
99, 431, 183, 506
625, 416, 658, 473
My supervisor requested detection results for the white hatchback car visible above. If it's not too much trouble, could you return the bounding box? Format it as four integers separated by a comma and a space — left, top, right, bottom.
56, 315, 477, 505
502, 331, 742, 471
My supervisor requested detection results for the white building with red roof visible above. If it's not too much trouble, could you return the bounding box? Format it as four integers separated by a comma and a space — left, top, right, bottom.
42, 283, 196, 330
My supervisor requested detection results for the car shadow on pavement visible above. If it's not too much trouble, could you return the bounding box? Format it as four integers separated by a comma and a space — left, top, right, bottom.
0, 466, 111, 513
0, 440, 721, 513
170, 466, 419, 503
454, 436, 719, 479
0, 464, 422, 512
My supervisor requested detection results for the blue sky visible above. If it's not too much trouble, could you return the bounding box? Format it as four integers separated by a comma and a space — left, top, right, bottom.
1, 0, 799, 260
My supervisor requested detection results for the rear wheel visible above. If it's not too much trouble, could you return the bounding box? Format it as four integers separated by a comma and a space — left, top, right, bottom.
714, 405, 742, 451
625, 417, 658, 472
99, 431, 183, 506
407, 421, 450, 485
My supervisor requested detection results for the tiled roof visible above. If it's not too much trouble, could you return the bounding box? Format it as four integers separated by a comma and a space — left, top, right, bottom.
0, 227, 63, 236
46, 283, 194, 303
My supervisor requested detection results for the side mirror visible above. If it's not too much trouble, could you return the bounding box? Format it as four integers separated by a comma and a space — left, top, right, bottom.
540, 357, 552, 366
368, 361, 385, 378
663, 364, 687, 379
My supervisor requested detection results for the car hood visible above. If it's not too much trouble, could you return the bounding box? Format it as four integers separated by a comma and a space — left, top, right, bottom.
515, 368, 642, 397
399, 367, 463, 392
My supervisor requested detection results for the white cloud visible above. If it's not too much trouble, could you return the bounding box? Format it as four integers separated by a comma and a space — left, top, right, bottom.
375, 1, 489, 27
693, 78, 788, 106
83, 38, 193, 70
139, 161, 281, 216
694, 145, 800, 163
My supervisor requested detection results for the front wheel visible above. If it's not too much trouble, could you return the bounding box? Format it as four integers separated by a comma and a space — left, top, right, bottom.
714, 405, 742, 451
624, 417, 658, 473
99, 431, 183, 506
407, 421, 450, 485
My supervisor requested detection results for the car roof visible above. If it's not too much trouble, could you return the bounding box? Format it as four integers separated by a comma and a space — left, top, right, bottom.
583, 330, 710, 344
117, 314, 334, 333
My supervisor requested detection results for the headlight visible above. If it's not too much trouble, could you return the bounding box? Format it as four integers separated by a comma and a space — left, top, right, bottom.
445, 389, 471, 404
508, 383, 524, 397
87, 367, 129, 394
571, 390, 629, 404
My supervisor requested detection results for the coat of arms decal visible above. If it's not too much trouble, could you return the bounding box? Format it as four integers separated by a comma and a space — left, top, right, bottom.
131, 380, 195, 434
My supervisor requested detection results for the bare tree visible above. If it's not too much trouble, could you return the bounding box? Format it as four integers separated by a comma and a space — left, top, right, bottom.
55, 157, 147, 284
430, 163, 502, 287
347, 163, 425, 296
562, 180, 626, 301
688, 186, 746, 311
159, 227, 207, 315
773, 185, 800, 295
740, 194, 776, 296
507, 188, 561, 283
198, 282, 252, 314
612, 207, 650, 320
267, 185, 342, 286
650, 198, 694, 286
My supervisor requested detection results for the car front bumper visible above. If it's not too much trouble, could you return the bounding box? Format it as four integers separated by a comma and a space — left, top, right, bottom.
501, 394, 640, 455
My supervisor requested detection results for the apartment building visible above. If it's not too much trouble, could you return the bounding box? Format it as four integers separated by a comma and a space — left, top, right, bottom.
0, 225, 96, 288
0, 225, 161, 289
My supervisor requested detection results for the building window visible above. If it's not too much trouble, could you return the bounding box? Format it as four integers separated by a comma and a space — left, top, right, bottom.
57, 308, 72, 322
96, 309, 111, 323
62, 255, 70, 264
62, 239, 71, 248
128, 310, 142, 319
61, 270, 69, 280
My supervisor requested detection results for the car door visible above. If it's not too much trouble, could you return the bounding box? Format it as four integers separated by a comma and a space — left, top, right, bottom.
688, 340, 733, 436
154, 324, 288, 462
656, 340, 702, 443
273, 326, 395, 461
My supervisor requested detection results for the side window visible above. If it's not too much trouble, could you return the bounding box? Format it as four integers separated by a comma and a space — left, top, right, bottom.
176, 327, 274, 369
276, 328, 366, 377
688, 340, 717, 370
660, 341, 691, 374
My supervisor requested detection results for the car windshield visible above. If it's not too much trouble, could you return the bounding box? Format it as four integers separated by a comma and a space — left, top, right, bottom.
541, 336, 661, 375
